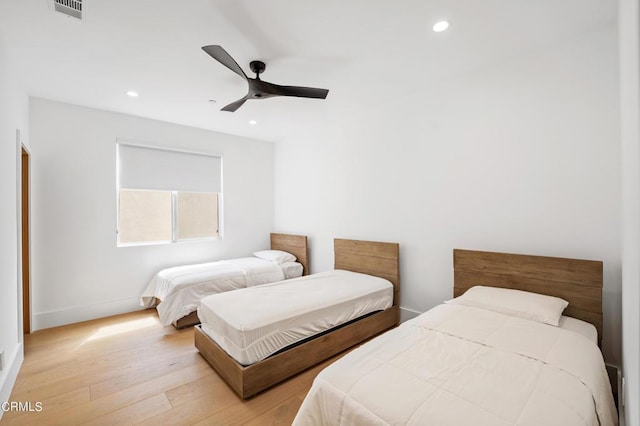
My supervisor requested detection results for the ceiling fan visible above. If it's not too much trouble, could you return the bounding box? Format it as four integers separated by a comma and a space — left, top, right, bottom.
202, 45, 329, 112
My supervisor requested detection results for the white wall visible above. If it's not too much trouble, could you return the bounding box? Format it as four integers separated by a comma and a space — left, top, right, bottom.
275, 27, 622, 363
619, 0, 640, 423
29, 99, 275, 329
0, 32, 29, 416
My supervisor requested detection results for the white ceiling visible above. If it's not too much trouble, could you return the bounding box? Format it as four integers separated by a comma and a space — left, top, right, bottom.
0, 0, 617, 142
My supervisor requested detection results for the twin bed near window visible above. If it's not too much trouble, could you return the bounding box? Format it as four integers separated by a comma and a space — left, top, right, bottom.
293, 249, 617, 426
141, 233, 308, 328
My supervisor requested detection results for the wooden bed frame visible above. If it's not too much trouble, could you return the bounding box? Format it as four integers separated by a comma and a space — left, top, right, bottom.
270, 232, 309, 275
453, 249, 604, 347
171, 233, 309, 329
194, 238, 400, 399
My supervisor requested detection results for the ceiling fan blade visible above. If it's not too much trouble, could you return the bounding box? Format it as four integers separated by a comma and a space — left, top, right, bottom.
264, 83, 329, 99
202, 45, 247, 80
221, 96, 248, 112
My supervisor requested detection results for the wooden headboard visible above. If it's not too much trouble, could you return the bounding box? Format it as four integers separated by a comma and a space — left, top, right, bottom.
334, 238, 400, 305
270, 233, 309, 276
453, 249, 603, 346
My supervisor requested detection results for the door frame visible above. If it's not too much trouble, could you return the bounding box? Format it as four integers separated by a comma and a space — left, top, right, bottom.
19, 137, 31, 335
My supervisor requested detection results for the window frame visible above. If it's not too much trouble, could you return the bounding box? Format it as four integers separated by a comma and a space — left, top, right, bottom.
115, 139, 224, 247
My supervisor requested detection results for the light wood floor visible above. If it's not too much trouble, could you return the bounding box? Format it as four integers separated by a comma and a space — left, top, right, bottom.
2, 310, 344, 425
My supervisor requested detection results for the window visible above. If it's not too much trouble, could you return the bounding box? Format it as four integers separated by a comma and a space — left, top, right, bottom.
116, 141, 222, 246
176, 192, 219, 240
118, 189, 172, 244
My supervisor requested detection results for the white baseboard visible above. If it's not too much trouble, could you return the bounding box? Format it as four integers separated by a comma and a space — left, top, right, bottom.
32, 297, 143, 331
0, 343, 24, 421
400, 307, 421, 323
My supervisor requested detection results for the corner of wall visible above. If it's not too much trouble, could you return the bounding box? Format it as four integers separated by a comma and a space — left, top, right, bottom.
0, 343, 24, 420
399, 307, 421, 323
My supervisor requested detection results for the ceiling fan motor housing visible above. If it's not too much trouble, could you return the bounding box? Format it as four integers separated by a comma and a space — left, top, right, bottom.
249, 60, 266, 76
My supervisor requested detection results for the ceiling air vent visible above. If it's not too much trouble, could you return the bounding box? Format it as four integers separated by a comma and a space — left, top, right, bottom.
51, 0, 83, 20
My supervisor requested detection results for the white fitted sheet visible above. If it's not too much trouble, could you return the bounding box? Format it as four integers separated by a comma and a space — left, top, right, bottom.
140, 257, 303, 326
198, 270, 393, 365
558, 315, 598, 345
294, 304, 617, 426
281, 261, 303, 279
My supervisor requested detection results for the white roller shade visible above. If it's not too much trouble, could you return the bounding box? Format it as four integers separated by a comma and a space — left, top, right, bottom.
117, 142, 222, 193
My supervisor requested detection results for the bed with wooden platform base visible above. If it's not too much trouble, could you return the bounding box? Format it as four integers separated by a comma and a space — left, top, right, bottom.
141, 233, 309, 329
194, 238, 400, 399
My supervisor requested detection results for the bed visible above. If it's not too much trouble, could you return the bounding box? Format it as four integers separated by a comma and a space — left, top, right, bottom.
141, 233, 309, 328
194, 238, 400, 399
293, 249, 617, 426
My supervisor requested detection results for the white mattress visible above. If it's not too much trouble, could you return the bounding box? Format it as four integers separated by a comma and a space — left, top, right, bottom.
198, 270, 394, 365
294, 303, 617, 426
140, 257, 303, 326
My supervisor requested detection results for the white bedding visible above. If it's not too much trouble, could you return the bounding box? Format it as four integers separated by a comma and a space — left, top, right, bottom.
281, 261, 304, 279
558, 315, 598, 345
294, 303, 617, 426
140, 257, 302, 326
198, 270, 393, 365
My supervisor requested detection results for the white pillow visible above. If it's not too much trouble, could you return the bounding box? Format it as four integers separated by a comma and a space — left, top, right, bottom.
253, 249, 296, 264
446, 285, 569, 326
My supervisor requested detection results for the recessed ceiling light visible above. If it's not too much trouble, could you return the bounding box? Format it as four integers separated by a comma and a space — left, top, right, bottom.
432, 21, 450, 32
126, 91, 139, 97
249, 120, 257, 125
